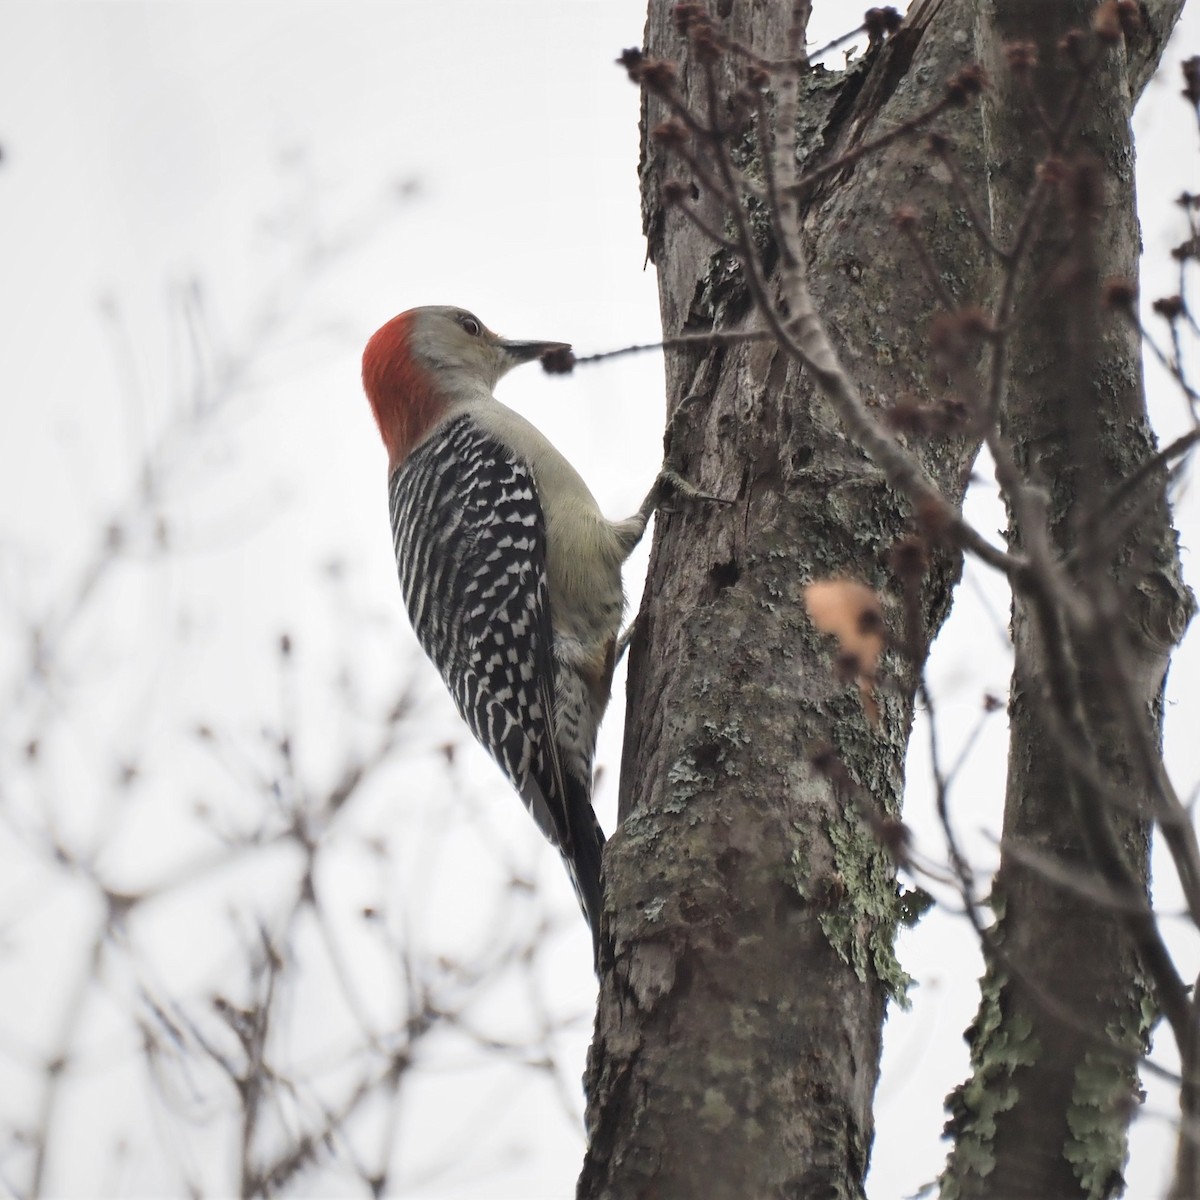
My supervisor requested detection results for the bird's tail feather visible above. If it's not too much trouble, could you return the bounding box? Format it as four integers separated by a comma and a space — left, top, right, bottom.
562, 770, 605, 970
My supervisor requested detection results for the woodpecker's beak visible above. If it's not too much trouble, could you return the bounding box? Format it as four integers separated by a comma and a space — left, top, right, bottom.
499, 338, 572, 365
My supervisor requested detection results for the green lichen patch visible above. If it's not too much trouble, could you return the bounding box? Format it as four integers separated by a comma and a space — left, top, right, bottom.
1063, 1000, 1152, 1200
940, 964, 1040, 1198
819, 807, 913, 1005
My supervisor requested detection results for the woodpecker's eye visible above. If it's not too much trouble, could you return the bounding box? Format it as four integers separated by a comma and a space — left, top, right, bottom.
459, 315, 482, 337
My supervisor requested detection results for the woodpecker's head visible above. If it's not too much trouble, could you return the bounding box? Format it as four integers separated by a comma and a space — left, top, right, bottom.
362, 305, 570, 470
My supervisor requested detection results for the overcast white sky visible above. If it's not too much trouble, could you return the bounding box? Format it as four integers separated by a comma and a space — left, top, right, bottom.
2, 3, 1200, 1197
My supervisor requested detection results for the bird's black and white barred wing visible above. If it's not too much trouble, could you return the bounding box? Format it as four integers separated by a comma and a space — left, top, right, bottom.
388, 415, 599, 895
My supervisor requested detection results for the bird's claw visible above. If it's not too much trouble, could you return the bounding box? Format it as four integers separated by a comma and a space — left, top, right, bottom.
615, 612, 644, 666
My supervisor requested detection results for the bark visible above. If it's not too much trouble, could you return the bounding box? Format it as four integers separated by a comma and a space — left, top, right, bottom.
941, 4, 1192, 1198
1129, 0, 1189, 99
580, 3, 990, 1197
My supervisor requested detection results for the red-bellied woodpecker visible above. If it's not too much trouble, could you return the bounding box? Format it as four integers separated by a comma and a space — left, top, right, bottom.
362, 305, 660, 963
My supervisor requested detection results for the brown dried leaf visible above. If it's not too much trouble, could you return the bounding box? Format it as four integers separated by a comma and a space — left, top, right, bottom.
805, 579, 886, 725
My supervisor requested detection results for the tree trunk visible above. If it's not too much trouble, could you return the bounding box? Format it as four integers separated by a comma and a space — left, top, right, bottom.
581, 3, 990, 1196
579, 2, 1190, 1198
942, 3, 1192, 1198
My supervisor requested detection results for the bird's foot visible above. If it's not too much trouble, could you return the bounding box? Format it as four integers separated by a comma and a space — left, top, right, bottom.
654, 466, 733, 512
